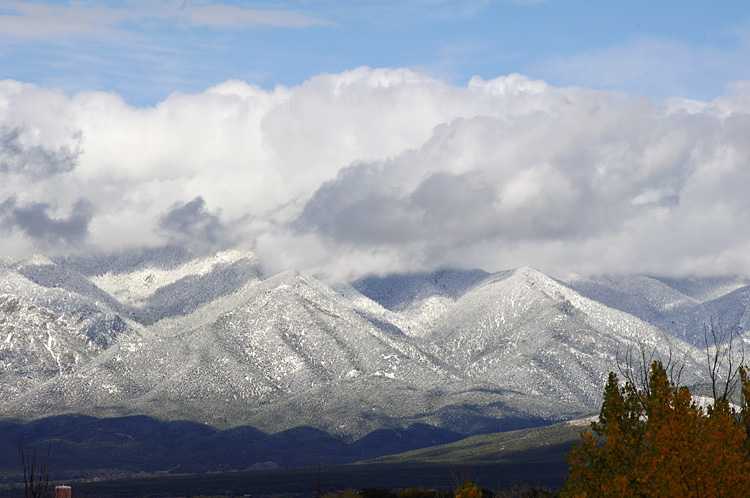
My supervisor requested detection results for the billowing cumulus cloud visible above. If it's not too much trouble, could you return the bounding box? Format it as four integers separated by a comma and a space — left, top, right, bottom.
0, 68, 749, 280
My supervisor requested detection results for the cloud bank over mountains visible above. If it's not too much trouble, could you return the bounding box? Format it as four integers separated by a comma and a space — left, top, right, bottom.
1, 68, 749, 280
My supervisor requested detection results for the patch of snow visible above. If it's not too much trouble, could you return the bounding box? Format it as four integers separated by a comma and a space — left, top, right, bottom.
567, 414, 598, 426
91, 249, 255, 304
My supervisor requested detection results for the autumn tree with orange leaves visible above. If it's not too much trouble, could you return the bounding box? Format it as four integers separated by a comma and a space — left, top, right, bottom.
559, 360, 750, 497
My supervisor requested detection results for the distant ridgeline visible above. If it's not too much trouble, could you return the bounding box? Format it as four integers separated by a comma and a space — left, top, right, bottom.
1, 247, 748, 475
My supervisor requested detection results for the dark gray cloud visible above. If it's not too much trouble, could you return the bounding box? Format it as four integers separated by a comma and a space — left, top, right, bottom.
297, 157, 604, 248
0, 197, 93, 246
298, 168, 507, 244
0, 127, 81, 179
158, 197, 227, 247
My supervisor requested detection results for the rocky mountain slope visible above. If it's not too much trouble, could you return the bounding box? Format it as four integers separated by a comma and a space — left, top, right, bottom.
561, 273, 750, 345
1, 247, 745, 469
0, 294, 99, 400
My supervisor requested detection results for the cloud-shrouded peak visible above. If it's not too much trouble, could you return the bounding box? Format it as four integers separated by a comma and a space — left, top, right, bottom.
0, 68, 749, 280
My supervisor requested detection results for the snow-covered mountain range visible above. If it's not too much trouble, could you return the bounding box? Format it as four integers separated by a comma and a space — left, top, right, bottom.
1, 247, 748, 446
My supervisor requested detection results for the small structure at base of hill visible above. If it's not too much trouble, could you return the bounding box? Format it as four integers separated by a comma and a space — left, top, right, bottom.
54, 485, 71, 498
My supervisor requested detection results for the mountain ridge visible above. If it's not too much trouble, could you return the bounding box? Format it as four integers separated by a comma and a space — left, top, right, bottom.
1, 248, 746, 471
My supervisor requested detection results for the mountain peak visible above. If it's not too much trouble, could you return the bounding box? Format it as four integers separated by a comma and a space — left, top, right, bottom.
0, 248, 741, 447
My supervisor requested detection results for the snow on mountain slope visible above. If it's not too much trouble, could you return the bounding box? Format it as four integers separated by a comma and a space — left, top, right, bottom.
696, 285, 750, 338
0, 294, 100, 400
0, 248, 260, 420
424, 267, 705, 409
0, 262, 134, 348
352, 269, 508, 339
655, 275, 750, 303
334, 282, 429, 339
562, 273, 697, 314
90, 249, 260, 309
560, 273, 699, 343
54, 245, 196, 277
1, 248, 743, 443
352, 269, 491, 312
3, 248, 263, 327
75, 248, 263, 325
2, 270, 459, 435
8, 255, 125, 313
561, 273, 750, 345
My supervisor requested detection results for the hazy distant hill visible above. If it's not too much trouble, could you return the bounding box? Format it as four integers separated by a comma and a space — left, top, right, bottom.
561, 273, 750, 345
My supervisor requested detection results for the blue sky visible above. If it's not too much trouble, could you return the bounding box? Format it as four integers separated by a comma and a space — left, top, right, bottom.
2, 1, 749, 105
2, 1, 750, 279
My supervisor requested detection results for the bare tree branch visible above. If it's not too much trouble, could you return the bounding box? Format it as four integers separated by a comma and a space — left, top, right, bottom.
704, 318, 745, 403
18, 440, 51, 498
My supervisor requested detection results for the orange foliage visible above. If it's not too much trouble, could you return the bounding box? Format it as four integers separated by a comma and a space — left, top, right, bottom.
560, 362, 750, 497
398, 488, 437, 498
454, 482, 482, 498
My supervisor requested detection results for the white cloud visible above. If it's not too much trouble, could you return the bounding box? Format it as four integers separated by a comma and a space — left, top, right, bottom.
0, 1, 331, 39
412, 0, 549, 18
184, 4, 333, 29
0, 2, 133, 38
0, 68, 749, 280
